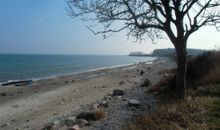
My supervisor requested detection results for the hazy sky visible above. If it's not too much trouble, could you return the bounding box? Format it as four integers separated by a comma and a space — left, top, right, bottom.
0, 0, 219, 55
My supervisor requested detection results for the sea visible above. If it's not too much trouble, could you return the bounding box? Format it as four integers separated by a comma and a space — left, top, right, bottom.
0, 54, 155, 83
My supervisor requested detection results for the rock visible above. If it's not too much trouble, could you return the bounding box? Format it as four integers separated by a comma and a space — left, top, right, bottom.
65, 117, 76, 126
112, 89, 124, 96
187, 96, 192, 100
163, 73, 169, 77
141, 79, 151, 87
64, 80, 70, 84
59, 101, 65, 105
103, 96, 112, 101
52, 120, 60, 125
140, 70, 144, 75
11, 119, 16, 122
128, 99, 141, 107
122, 98, 128, 101
70, 125, 80, 130
76, 112, 96, 121
86, 121, 95, 126
17, 91, 23, 94
1, 123, 10, 127
42, 125, 53, 130
100, 100, 108, 107
0, 92, 8, 97
114, 96, 122, 100
75, 119, 88, 127
11, 104, 19, 108
119, 80, 126, 85
92, 104, 100, 109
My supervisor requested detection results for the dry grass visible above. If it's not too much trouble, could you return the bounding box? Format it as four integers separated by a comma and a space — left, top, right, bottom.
124, 84, 220, 130
187, 50, 220, 87
124, 50, 220, 130
199, 69, 220, 86
94, 109, 106, 120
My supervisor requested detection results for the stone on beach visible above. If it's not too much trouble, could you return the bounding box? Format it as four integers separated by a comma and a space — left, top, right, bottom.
93, 103, 100, 109
65, 117, 77, 126
103, 96, 112, 101
140, 70, 144, 75
75, 119, 88, 127
114, 96, 122, 100
0, 92, 9, 97
42, 125, 53, 130
1, 123, 10, 127
17, 90, 23, 94
59, 101, 65, 105
141, 79, 151, 87
76, 112, 97, 121
119, 80, 126, 85
100, 100, 108, 108
112, 89, 124, 96
52, 120, 60, 125
70, 125, 80, 130
128, 99, 141, 107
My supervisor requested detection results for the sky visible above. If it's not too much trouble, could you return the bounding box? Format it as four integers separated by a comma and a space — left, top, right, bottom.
0, 0, 219, 55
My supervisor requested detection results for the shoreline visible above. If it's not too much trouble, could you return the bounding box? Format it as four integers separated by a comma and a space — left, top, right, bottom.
0, 58, 157, 85
0, 57, 175, 130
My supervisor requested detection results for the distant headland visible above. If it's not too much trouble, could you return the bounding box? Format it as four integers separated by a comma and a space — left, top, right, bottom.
129, 48, 207, 57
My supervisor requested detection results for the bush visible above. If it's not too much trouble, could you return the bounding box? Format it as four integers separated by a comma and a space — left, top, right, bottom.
153, 50, 220, 93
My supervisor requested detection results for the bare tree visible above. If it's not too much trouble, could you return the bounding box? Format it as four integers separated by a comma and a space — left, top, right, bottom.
67, 0, 220, 99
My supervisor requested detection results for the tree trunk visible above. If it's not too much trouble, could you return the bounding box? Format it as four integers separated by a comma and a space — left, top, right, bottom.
175, 43, 187, 99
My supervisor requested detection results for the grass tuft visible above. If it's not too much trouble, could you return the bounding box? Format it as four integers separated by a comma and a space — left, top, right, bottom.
94, 109, 106, 120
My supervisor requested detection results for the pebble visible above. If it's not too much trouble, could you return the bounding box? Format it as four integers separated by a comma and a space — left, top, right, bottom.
0, 92, 8, 97
1, 123, 10, 127
76, 111, 96, 121
75, 119, 88, 127
42, 125, 53, 130
52, 120, 60, 125
140, 70, 144, 75
103, 96, 112, 101
11, 119, 17, 122
100, 100, 108, 108
11, 104, 19, 108
17, 91, 23, 94
93, 104, 100, 109
119, 80, 126, 85
114, 96, 122, 100
163, 73, 169, 77
59, 101, 65, 105
65, 117, 76, 126
70, 125, 80, 130
141, 79, 151, 87
112, 89, 124, 96
128, 99, 141, 107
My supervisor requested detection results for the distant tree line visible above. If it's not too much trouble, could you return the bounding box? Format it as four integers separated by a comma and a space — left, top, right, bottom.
129, 48, 207, 57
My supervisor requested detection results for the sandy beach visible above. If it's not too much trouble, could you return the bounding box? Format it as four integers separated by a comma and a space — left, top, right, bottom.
0, 58, 175, 130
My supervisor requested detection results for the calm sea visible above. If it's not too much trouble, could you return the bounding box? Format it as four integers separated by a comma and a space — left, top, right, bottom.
0, 54, 155, 82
